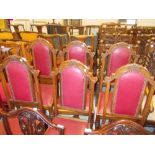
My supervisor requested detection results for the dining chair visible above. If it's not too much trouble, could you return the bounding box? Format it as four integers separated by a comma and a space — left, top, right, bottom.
27, 38, 57, 84
98, 42, 136, 91
45, 60, 97, 135
96, 63, 155, 128
63, 41, 95, 72
0, 55, 54, 116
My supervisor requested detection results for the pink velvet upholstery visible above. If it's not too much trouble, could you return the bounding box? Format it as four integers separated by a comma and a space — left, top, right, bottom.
68, 45, 86, 64
45, 116, 88, 135
108, 47, 131, 75
112, 72, 145, 116
57, 90, 90, 111
97, 92, 113, 114
60, 67, 86, 110
32, 42, 52, 76
6, 61, 33, 102
40, 84, 53, 106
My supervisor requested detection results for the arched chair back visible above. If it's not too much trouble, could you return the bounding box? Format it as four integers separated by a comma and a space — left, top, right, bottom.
65, 41, 94, 71
53, 60, 97, 120
107, 42, 133, 75
99, 42, 135, 91
97, 64, 155, 125
0, 107, 64, 135
0, 55, 42, 110
28, 38, 56, 77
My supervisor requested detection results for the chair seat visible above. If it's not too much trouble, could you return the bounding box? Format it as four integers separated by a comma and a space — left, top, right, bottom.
45, 116, 88, 135
0, 117, 23, 135
0, 83, 54, 108
40, 84, 53, 107
97, 92, 113, 115
57, 90, 91, 111
8, 117, 23, 135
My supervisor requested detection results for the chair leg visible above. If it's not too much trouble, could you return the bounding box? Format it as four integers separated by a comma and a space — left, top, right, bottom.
101, 118, 106, 125
95, 115, 101, 129
90, 113, 94, 129
48, 108, 53, 119
73, 115, 79, 118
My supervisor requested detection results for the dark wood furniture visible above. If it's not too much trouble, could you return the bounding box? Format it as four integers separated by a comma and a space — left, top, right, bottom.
85, 120, 151, 135
31, 24, 47, 34
68, 26, 84, 35
0, 107, 64, 135
70, 35, 95, 51
9, 24, 25, 33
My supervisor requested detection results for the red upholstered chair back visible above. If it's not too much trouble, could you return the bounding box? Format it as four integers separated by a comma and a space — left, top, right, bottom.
107, 42, 132, 76
6, 60, 34, 102
112, 70, 146, 116
59, 60, 88, 110
67, 41, 88, 65
105, 64, 155, 121
0, 55, 42, 109
30, 38, 56, 76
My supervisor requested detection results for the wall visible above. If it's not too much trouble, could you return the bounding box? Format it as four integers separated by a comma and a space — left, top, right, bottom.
82, 19, 118, 25
137, 19, 155, 26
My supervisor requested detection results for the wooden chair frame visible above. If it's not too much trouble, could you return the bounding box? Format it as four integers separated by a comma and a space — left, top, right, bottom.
19, 31, 39, 42
27, 38, 57, 84
85, 120, 151, 135
9, 24, 25, 33
0, 55, 43, 111
0, 107, 64, 135
97, 63, 155, 127
52, 60, 97, 126
39, 34, 63, 50
0, 31, 14, 40
31, 24, 47, 34
70, 35, 95, 51
99, 42, 137, 91
63, 41, 95, 72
